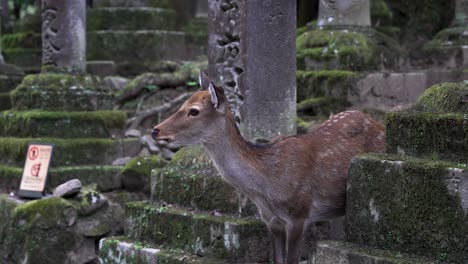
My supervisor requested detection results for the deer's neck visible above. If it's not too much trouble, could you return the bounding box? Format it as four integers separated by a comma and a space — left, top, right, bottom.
202, 114, 269, 193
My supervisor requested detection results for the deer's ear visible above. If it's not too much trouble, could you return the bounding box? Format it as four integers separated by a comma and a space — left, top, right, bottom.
208, 82, 219, 109
199, 71, 211, 89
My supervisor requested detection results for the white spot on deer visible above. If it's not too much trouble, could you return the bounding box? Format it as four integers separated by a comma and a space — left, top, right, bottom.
369, 199, 380, 223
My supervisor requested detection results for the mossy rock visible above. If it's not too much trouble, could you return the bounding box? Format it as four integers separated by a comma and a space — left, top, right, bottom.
0, 137, 140, 166
88, 7, 176, 31
93, 0, 170, 8
347, 154, 468, 263
385, 82, 468, 163
0, 110, 127, 138
3, 197, 84, 264
310, 240, 434, 264
183, 17, 208, 47
0, 195, 23, 259
125, 201, 270, 262
121, 156, 168, 192
10, 74, 116, 111
151, 146, 257, 217
297, 97, 349, 118
296, 28, 402, 71
87, 30, 185, 63
99, 237, 220, 264
0, 165, 122, 193
296, 70, 358, 102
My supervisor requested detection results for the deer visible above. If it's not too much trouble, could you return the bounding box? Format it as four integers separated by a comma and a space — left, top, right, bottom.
151, 72, 385, 264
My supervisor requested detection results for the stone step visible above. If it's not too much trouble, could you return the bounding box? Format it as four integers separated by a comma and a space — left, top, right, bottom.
3, 48, 42, 73
88, 7, 176, 31
10, 74, 116, 111
0, 137, 140, 166
151, 146, 257, 217
93, 0, 170, 8
386, 82, 468, 163
0, 74, 23, 94
309, 240, 434, 264
87, 30, 185, 63
125, 201, 271, 263
99, 237, 222, 264
0, 92, 11, 111
386, 112, 467, 163
347, 153, 468, 263
0, 165, 123, 193
0, 110, 126, 138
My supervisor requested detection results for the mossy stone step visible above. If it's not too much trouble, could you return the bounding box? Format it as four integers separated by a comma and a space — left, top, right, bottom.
0, 137, 140, 166
0, 74, 23, 94
310, 240, 434, 264
88, 7, 176, 31
87, 30, 185, 63
296, 70, 358, 102
151, 146, 257, 217
125, 201, 270, 262
347, 154, 468, 263
10, 73, 116, 111
99, 237, 221, 264
0, 110, 126, 138
3, 48, 42, 73
385, 82, 468, 163
93, 0, 170, 8
0, 165, 122, 193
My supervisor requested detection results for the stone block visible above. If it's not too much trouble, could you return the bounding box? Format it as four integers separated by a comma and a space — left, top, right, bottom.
0, 138, 140, 167
99, 237, 220, 264
151, 146, 257, 217
0, 110, 127, 138
125, 201, 270, 262
121, 156, 168, 193
3, 48, 42, 73
309, 240, 433, 264
296, 70, 357, 102
0, 165, 123, 193
352, 72, 427, 110
347, 154, 468, 263
93, 0, 170, 8
10, 74, 117, 111
88, 7, 176, 31
86, 61, 116, 76
87, 30, 185, 63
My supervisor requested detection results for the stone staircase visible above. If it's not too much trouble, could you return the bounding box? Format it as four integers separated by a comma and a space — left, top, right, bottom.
88, 0, 186, 75
309, 82, 468, 264
0, 73, 140, 194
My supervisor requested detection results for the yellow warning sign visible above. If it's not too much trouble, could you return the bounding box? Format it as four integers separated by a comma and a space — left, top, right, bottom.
19, 144, 54, 193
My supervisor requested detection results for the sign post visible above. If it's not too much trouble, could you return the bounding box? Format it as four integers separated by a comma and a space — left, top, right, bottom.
18, 143, 54, 199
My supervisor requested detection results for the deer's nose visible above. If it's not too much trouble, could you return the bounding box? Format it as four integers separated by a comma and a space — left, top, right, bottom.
151, 129, 160, 141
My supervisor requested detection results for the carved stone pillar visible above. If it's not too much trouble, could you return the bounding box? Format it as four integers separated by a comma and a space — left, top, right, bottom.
42, 0, 86, 73
318, 0, 371, 27
208, 0, 297, 142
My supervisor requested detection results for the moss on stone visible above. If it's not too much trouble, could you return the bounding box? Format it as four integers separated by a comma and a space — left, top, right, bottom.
347, 154, 468, 263
183, 17, 208, 47
410, 82, 468, 114
2, 48, 42, 72
88, 7, 176, 31
94, 0, 170, 8
296, 70, 357, 102
151, 146, 257, 216
0, 137, 138, 166
2, 32, 42, 50
0, 110, 126, 138
0, 92, 11, 111
125, 201, 270, 262
87, 31, 185, 63
297, 97, 349, 117
296, 28, 402, 71
10, 73, 116, 111
0, 165, 22, 192
121, 156, 168, 192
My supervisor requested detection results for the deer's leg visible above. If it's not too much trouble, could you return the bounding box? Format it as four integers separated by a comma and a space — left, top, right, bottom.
264, 215, 286, 264
285, 220, 306, 264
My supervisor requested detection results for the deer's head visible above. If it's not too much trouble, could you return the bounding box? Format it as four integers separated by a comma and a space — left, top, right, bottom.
152, 72, 227, 146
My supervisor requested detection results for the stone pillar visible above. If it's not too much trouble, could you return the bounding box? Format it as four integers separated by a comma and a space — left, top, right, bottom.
208, 0, 297, 142
42, 0, 86, 73
318, 0, 371, 27
454, 0, 468, 26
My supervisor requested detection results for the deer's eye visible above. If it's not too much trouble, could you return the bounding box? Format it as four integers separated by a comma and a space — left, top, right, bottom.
189, 109, 200, 116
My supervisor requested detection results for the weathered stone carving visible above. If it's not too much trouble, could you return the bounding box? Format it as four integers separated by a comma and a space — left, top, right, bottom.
41, 0, 86, 73
318, 0, 371, 27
